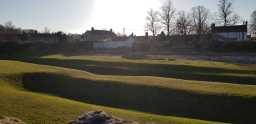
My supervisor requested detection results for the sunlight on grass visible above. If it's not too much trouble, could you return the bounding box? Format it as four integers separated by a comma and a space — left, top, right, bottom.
0, 55, 255, 123
0, 79, 225, 124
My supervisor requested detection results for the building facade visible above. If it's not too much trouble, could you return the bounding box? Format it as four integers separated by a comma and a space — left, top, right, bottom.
93, 35, 135, 49
212, 22, 248, 41
82, 27, 135, 49
251, 31, 256, 40
82, 27, 116, 42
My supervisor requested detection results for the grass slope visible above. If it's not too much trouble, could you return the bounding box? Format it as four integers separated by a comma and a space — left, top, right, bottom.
0, 60, 225, 124
33, 55, 256, 85
1, 55, 256, 123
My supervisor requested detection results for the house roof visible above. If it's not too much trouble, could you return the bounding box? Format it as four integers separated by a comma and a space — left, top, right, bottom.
213, 25, 247, 33
23, 29, 38, 34
84, 30, 116, 37
83, 30, 117, 41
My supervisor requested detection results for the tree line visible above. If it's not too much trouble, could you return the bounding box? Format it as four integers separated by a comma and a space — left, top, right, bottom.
145, 0, 256, 37
0, 21, 68, 36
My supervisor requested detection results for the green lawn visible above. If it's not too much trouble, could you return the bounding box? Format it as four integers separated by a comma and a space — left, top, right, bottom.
1, 54, 256, 124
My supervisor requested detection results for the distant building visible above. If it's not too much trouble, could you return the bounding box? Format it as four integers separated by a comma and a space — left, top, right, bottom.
22, 29, 38, 34
251, 31, 256, 40
93, 34, 135, 49
82, 27, 135, 49
82, 27, 116, 41
212, 22, 248, 41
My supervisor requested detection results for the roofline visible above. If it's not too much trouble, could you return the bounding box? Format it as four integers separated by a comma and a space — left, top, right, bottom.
214, 24, 247, 28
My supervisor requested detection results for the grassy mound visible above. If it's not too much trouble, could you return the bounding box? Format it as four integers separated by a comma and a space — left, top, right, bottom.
1, 55, 256, 123
0, 60, 225, 124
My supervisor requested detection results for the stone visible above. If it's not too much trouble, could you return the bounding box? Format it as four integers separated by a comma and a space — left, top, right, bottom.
0, 116, 26, 124
69, 111, 139, 124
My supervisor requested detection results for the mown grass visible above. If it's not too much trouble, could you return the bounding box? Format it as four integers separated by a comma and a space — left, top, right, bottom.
22, 72, 256, 123
20, 54, 256, 85
0, 60, 226, 124
1, 54, 256, 123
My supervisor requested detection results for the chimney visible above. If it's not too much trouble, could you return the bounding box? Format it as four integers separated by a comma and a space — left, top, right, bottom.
91, 27, 94, 31
110, 28, 113, 32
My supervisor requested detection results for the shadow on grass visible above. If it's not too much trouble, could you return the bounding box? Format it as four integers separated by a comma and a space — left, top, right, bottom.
16, 57, 256, 85
22, 72, 255, 124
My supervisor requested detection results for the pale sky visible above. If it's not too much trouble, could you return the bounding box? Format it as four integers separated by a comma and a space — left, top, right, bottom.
0, 0, 255, 35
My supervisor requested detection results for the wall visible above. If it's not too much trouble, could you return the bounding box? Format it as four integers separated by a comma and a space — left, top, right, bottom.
217, 32, 247, 41
93, 37, 135, 49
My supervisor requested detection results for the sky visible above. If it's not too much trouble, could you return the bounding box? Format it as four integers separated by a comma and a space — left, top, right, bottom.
0, 0, 255, 35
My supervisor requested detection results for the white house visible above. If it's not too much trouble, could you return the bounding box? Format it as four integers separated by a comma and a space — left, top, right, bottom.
212, 22, 248, 41
251, 31, 256, 40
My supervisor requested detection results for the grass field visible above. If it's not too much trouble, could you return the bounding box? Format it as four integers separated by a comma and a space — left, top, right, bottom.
1, 54, 256, 124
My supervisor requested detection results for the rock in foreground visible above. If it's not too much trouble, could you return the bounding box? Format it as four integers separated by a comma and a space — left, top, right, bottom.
0, 116, 25, 124
69, 111, 139, 124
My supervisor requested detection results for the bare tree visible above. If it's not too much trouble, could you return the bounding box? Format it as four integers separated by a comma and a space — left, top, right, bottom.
160, 0, 176, 36
218, 0, 241, 25
4, 21, 15, 30
146, 9, 161, 37
191, 6, 210, 35
176, 11, 193, 36
251, 10, 256, 32
0, 24, 4, 32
